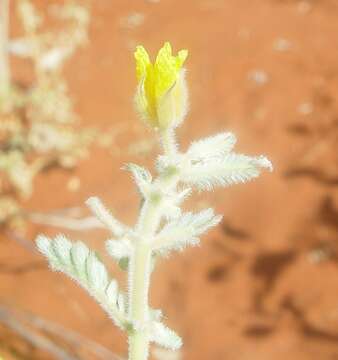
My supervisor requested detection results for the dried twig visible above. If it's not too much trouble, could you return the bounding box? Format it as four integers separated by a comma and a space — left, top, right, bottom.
0, 304, 124, 360
22, 310, 124, 360
0, 306, 78, 360
4, 229, 38, 253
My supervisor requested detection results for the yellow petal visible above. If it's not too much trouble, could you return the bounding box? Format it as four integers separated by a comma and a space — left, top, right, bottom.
154, 42, 188, 101
134, 45, 151, 81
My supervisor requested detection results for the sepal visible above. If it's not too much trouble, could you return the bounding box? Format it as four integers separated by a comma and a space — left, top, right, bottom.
156, 69, 188, 130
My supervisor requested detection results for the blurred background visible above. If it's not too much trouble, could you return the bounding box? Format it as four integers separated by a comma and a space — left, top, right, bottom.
0, 0, 338, 359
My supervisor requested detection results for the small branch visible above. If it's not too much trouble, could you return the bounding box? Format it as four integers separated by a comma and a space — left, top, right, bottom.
86, 197, 127, 237
29, 212, 104, 231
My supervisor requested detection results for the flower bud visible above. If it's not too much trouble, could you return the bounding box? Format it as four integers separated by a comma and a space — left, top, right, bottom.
134, 42, 188, 131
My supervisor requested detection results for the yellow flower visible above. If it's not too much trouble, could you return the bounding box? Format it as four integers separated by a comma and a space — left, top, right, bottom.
134, 42, 188, 131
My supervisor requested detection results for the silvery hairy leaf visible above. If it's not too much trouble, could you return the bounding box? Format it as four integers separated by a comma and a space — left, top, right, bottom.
182, 154, 273, 191
153, 208, 222, 253
36, 235, 127, 329
187, 132, 236, 162
150, 321, 182, 351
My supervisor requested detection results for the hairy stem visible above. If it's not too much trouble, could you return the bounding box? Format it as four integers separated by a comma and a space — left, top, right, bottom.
128, 195, 164, 360
128, 242, 152, 360
128, 131, 180, 360
0, 0, 10, 94
161, 128, 177, 156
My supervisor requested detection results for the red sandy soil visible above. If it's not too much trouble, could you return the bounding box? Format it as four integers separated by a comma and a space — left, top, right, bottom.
1, 0, 338, 359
